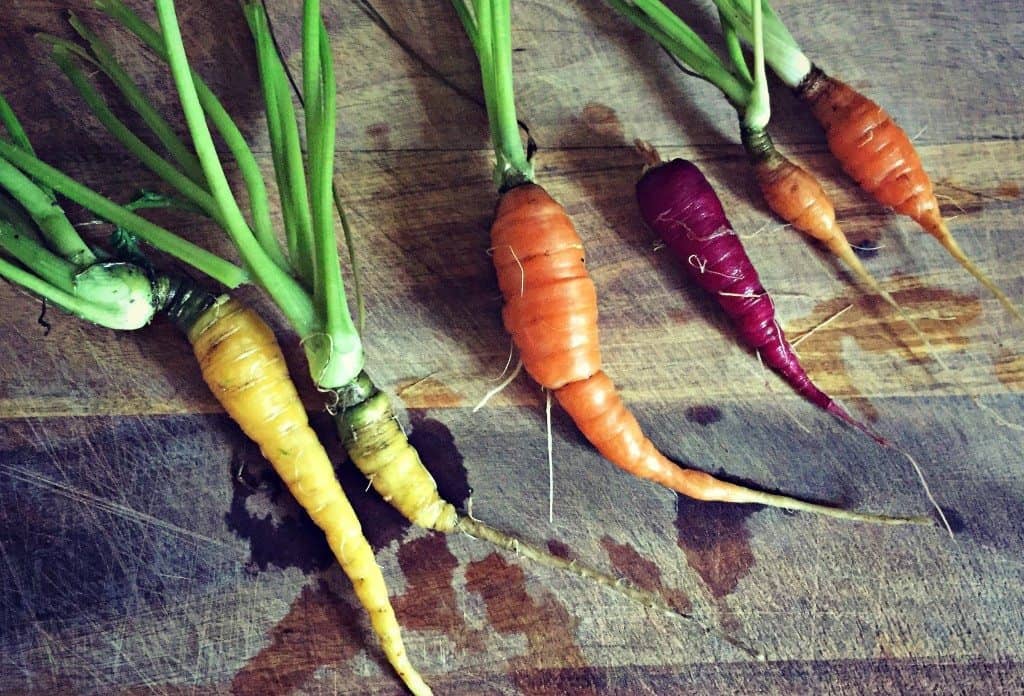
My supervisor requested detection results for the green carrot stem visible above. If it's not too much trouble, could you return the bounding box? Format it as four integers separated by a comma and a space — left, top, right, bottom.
711, 0, 810, 87
719, 7, 752, 84
245, 5, 304, 281
743, 0, 770, 130
150, 0, 363, 384
608, 0, 749, 108
65, 13, 205, 185
0, 141, 246, 289
49, 44, 221, 220
0, 190, 41, 243
97, 0, 289, 273
311, 17, 352, 345
490, 0, 532, 187
0, 254, 153, 329
0, 155, 95, 266
0, 219, 77, 291
333, 186, 364, 335
0, 93, 36, 156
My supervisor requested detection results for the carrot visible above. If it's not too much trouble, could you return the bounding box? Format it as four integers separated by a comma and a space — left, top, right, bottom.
455, 0, 933, 524
54, 0, 726, 652
714, 0, 1021, 321
607, 0, 938, 360
635, 153, 884, 442
186, 296, 429, 694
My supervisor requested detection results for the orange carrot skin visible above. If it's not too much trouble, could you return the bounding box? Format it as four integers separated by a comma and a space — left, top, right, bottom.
741, 126, 850, 260
491, 183, 765, 505
796, 66, 944, 238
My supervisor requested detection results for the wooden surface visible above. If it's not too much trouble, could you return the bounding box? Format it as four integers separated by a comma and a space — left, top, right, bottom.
2, 1, 1023, 693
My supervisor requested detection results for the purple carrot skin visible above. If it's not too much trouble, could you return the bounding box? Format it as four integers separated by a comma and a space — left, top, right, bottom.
636, 156, 886, 445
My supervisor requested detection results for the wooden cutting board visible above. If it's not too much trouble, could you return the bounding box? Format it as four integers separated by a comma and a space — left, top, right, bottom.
2, 1, 1022, 693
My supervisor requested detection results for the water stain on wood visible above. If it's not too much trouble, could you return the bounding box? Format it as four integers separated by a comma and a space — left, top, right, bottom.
993, 349, 1024, 391
675, 495, 758, 600
222, 433, 334, 574
788, 279, 982, 420
685, 405, 723, 427
465, 553, 601, 695
230, 581, 362, 696
577, 102, 625, 143
546, 538, 573, 560
406, 411, 473, 507
366, 121, 392, 149
939, 506, 966, 534
392, 533, 486, 652
600, 535, 692, 614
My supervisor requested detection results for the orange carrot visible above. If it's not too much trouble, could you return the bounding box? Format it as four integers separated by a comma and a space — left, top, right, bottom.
491, 183, 926, 524
795, 66, 1021, 320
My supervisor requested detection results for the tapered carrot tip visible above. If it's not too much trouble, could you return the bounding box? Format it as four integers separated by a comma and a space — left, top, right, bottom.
925, 214, 1024, 323
825, 401, 890, 448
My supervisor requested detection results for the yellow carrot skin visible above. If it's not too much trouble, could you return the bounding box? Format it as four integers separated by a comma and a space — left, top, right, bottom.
187, 296, 431, 696
337, 377, 459, 534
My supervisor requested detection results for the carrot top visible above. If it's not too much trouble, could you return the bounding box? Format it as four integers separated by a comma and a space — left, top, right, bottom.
451, 0, 534, 190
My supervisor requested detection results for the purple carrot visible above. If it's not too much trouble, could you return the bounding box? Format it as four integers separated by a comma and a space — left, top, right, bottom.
635, 156, 887, 446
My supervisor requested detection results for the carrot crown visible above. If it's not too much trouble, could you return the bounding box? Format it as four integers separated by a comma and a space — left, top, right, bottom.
451, 0, 534, 191
0, 92, 246, 329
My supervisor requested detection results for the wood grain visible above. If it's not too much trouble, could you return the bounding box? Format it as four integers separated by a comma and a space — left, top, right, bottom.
1, 1, 1023, 693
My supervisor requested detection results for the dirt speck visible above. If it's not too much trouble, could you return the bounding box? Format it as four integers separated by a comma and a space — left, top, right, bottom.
685, 405, 723, 427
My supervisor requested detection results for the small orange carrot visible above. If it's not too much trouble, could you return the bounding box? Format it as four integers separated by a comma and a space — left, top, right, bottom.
795, 66, 1021, 321
742, 126, 901, 322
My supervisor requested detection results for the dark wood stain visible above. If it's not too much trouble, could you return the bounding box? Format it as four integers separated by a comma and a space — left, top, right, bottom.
939, 506, 966, 534
996, 182, 1021, 199
993, 348, 1024, 391
392, 533, 486, 652
792, 280, 982, 420
578, 102, 625, 142
600, 535, 692, 614
675, 495, 759, 600
465, 553, 600, 695
407, 412, 473, 508
222, 433, 335, 574
366, 121, 392, 149
230, 582, 362, 696
546, 538, 573, 560
685, 405, 723, 427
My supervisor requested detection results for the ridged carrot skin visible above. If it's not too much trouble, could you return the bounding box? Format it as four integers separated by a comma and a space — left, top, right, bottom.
636, 159, 843, 412
337, 385, 459, 533
795, 66, 1022, 320
742, 127, 856, 264
187, 296, 431, 696
797, 66, 939, 236
489, 184, 923, 522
